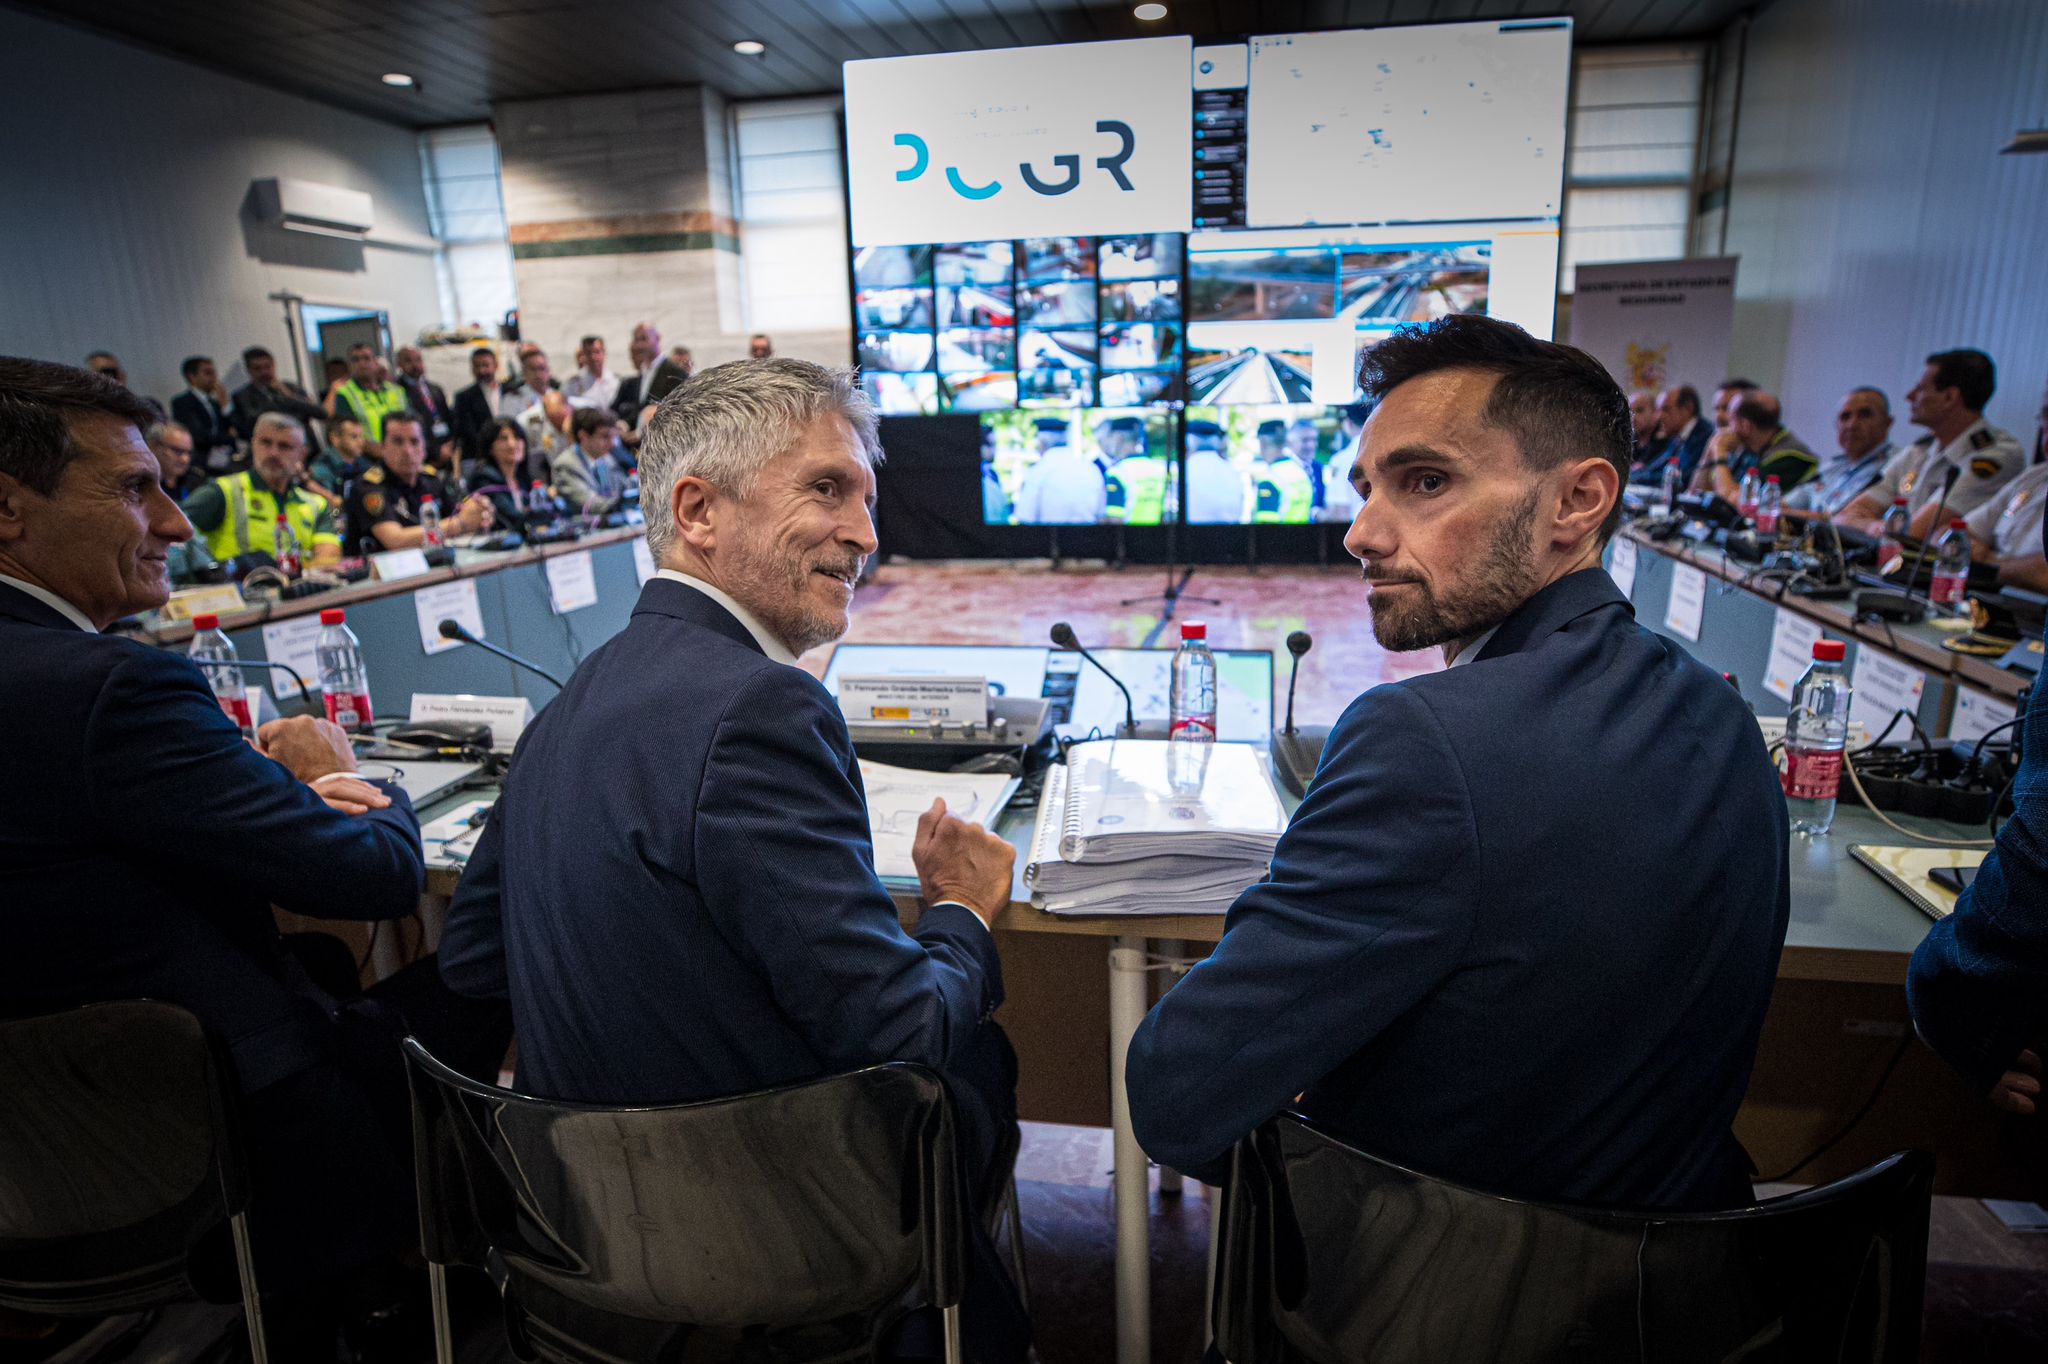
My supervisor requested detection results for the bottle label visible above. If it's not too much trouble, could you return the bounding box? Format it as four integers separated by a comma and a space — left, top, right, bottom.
1755, 511, 1779, 536
1930, 571, 1967, 605
1169, 715, 1216, 741
324, 690, 374, 732
1739, 500, 1759, 520
217, 692, 253, 732
1782, 746, 1843, 801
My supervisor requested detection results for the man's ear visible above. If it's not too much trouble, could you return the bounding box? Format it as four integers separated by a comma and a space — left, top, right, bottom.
670, 475, 718, 553
0, 471, 35, 545
1555, 456, 1619, 549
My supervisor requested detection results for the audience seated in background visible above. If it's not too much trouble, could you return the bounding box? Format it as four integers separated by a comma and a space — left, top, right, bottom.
1711, 377, 1760, 431
1627, 388, 1660, 468
341, 411, 492, 554
183, 412, 342, 567
1693, 392, 1818, 500
170, 353, 241, 476
551, 406, 626, 514
748, 333, 774, 360
309, 414, 368, 496
1783, 387, 1894, 520
563, 332, 620, 412
1630, 384, 1709, 487
1840, 349, 2024, 537
145, 418, 201, 501
1961, 376, 2048, 593
451, 345, 510, 462
439, 358, 1030, 1363
0, 357, 510, 1352
327, 342, 411, 453
519, 385, 576, 472
230, 344, 324, 441
393, 345, 456, 463
84, 350, 127, 387
1125, 317, 1790, 1211
463, 416, 541, 528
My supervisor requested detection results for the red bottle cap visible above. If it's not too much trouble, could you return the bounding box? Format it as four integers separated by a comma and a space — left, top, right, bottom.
320, 608, 346, 625
1765, 475, 1780, 484
192, 613, 219, 630
1813, 640, 1846, 662
1181, 621, 1207, 641
1891, 498, 1908, 506
1950, 519, 1967, 530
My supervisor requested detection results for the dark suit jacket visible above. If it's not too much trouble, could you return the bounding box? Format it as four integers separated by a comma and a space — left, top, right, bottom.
440, 578, 1002, 1105
1909, 675, 2048, 1095
171, 389, 241, 472
229, 380, 325, 440
0, 581, 424, 1094
1631, 419, 1715, 487
452, 381, 520, 461
402, 375, 453, 440
1126, 568, 1790, 1210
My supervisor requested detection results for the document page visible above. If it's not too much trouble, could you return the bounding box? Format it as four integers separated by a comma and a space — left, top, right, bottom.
860, 760, 1021, 880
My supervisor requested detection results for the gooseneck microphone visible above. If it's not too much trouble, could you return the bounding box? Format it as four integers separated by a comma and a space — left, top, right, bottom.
224, 658, 316, 712
1051, 621, 1138, 737
1854, 464, 1960, 624
438, 618, 569, 690
1901, 463, 1963, 597
1281, 630, 1312, 737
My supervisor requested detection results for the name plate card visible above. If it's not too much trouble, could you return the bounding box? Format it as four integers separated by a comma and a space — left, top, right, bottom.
839, 675, 990, 725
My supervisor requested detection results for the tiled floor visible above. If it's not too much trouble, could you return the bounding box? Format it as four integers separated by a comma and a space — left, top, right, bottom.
797, 560, 1446, 727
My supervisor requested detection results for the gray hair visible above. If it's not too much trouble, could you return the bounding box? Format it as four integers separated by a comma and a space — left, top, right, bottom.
251, 410, 307, 446
639, 358, 881, 563
144, 420, 187, 447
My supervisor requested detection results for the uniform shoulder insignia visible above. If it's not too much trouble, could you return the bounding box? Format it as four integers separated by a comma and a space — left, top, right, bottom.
363, 466, 385, 484
1971, 456, 2001, 479
1911, 434, 1935, 448
1969, 427, 1997, 451
362, 491, 385, 515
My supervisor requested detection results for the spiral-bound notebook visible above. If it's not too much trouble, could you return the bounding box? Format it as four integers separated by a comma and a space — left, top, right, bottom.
1024, 740, 1285, 916
1847, 845, 1986, 921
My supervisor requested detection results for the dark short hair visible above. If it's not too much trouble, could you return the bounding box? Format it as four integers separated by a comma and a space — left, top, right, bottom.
1668, 385, 1702, 416
482, 416, 528, 454
0, 357, 159, 496
381, 410, 425, 436
180, 354, 212, 381
1257, 420, 1286, 441
241, 346, 273, 366
1718, 377, 1759, 393
1357, 315, 1632, 540
571, 406, 618, 438
347, 342, 377, 359
1926, 349, 1996, 412
1733, 394, 1781, 431
580, 334, 604, 348
1342, 401, 1371, 425
330, 414, 363, 430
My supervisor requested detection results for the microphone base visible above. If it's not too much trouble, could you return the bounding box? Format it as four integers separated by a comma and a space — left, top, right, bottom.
1271, 725, 1332, 799
1853, 590, 1927, 624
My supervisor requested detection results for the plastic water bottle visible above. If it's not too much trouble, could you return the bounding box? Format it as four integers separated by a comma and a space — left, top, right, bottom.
1659, 460, 1681, 516
418, 494, 444, 549
273, 514, 301, 578
1879, 499, 1911, 575
528, 480, 556, 526
1168, 620, 1218, 796
1783, 639, 1852, 835
1929, 519, 1971, 616
1737, 467, 1761, 523
189, 613, 252, 736
1756, 476, 1782, 539
316, 608, 375, 733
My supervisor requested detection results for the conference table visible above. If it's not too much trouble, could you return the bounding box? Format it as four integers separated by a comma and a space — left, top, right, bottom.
136, 520, 2039, 1364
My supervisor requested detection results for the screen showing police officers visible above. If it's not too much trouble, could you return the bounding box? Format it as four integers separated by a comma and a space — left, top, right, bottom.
1179, 403, 1367, 526
981, 408, 1177, 526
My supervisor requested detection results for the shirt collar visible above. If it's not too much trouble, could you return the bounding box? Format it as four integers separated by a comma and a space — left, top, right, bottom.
0, 573, 97, 633
1446, 622, 1500, 668
650, 569, 798, 664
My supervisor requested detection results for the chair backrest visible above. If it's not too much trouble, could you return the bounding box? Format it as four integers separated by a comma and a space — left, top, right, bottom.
0, 1001, 248, 1315
403, 1040, 967, 1361
1215, 1114, 1933, 1364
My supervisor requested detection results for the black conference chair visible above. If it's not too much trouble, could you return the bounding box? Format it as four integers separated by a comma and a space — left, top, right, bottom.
1213, 1114, 1933, 1364
403, 1040, 978, 1363
0, 1000, 271, 1361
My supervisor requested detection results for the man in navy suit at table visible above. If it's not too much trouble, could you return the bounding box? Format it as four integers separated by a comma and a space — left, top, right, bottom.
441, 359, 1028, 1361
1127, 317, 1791, 1211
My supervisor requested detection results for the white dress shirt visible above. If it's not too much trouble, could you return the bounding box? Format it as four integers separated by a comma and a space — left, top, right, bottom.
1446, 622, 1500, 667
0, 573, 95, 632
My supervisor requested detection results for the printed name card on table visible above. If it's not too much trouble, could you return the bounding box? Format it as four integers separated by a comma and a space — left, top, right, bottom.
544, 549, 598, 614
1606, 537, 1638, 598
1664, 563, 1707, 642
370, 547, 432, 582
1951, 688, 2019, 745
1847, 650, 1927, 742
1762, 609, 1825, 702
632, 537, 656, 587
410, 693, 535, 748
260, 615, 325, 689
839, 675, 991, 725
414, 578, 485, 656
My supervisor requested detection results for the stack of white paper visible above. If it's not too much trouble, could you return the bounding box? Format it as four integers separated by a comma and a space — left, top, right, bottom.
859, 759, 1021, 882
1025, 740, 1286, 917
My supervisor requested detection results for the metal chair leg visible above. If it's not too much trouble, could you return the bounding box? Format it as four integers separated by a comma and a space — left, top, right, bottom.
429, 1262, 456, 1364
227, 1212, 269, 1364
1004, 1174, 1031, 1312
942, 1303, 964, 1364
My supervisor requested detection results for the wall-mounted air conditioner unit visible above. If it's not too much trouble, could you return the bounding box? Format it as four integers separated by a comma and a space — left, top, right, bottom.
253, 177, 376, 239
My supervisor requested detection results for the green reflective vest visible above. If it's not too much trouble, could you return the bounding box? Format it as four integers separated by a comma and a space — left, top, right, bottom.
334, 381, 410, 443
1253, 459, 1314, 524
195, 471, 339, 561
1104, 456, 1170, 525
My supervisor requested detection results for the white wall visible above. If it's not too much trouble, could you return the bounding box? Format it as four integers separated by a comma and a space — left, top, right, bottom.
0, 9, 443, 403
1722, 0, 2048, 446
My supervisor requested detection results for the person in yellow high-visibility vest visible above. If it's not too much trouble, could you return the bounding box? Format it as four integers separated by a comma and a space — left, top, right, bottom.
1100, 416, 1170, 525
1252, 419, 1314, 523
182, 413, 343, 566
326, 342, 410, 449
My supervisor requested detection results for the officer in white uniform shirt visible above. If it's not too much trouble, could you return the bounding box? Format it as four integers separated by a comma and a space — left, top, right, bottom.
1012, 417, 1106, 524
1183, 419, 1251, 523
1841, 349, 2023, 536
1964, 461, 2048, 562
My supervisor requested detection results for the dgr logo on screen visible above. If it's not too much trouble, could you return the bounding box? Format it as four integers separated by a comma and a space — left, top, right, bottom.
892, 121, 1137, 202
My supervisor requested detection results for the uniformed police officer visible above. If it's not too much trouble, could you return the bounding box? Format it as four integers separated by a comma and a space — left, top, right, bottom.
1013, 417, 1107, 524
1287, 418, 1327, 515
1103, 417, 1170, 525
342, 411, 494, 554
182, 412, 342, 568
1183, 419, 1249, 523
1252, 419, 1313, 523
1840, 350, 2023, 537
981, 424, 1013, 524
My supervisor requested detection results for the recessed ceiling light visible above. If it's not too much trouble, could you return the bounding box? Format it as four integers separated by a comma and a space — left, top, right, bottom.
1133, 3, 1168, 20
733, 39, 767, 56
381, 72, 415, 87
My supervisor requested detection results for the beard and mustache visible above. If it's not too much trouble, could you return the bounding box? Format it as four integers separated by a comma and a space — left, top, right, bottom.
1362, 486, 1544, 654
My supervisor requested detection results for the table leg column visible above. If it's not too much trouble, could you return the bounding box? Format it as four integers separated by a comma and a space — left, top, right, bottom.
1109, 934, 1151, 1364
